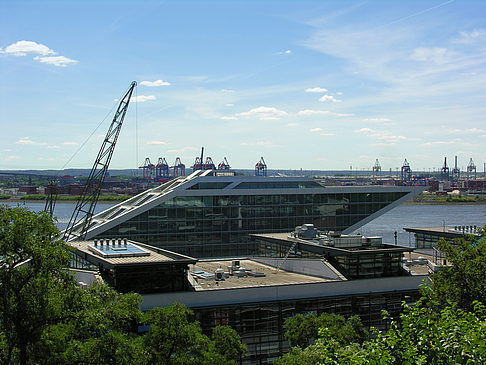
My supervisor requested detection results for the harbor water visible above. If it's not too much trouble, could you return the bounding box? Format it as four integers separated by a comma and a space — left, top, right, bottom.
3, 201, 485, 247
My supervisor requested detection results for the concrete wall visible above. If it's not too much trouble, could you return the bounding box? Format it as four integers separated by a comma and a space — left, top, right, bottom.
251, 257, 342, 280
140, 274, 427, 311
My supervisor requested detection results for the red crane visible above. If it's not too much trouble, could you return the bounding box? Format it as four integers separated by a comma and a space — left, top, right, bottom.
171, 157, 185, 177
139, 157, 155, 180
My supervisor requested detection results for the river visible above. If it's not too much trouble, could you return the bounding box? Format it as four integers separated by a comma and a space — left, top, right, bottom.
3, 201, 485, 247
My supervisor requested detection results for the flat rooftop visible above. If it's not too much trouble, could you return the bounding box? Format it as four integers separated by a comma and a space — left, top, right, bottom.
69, 240, 197, 268
188, 258, 344, 291
252, 232, 413, 255
404, 226, 481, 237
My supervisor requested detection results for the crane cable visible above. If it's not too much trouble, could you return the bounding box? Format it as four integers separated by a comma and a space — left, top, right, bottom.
135, 84, 139, 176
57, 101, 119, 175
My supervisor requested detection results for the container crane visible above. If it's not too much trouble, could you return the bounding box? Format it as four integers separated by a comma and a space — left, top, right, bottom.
255, 157, 267, 176
401, 159, 412, 183
467, 158, 477, 180
63, 81, 137, 241
372, 159, 381, 178
218, 157, 231, 170
155, 157, 169, 181
452, 156, 460, 181
171, 157, 185, 177
203, 157, 216, 170
139, 157, 155, 180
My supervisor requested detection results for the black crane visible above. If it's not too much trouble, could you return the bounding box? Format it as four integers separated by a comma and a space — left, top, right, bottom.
63, 81, 137, 241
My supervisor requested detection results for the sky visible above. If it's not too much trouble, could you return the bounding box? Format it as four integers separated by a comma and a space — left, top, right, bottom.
1, 0, 486, 172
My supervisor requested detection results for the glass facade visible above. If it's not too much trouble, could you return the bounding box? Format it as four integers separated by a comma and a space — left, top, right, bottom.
98, 191, 408, 257
194, 290, 421, 365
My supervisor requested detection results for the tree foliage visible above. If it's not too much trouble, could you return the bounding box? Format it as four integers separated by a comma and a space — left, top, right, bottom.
0, 205, 73, 364
283, 312, 368, 349
277, 226, 486, 364
432, 231, 486, 311
0, 205, 245, 365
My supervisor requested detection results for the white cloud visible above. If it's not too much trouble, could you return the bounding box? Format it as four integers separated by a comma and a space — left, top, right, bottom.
15, 137, 48, 146
285, 50, 292, 54
140, 79, 171, 87
4, 40, 55, 56
167, 146, 198, 153
319, 95, 342, 103
298, 109, 353, 117
2, 40, 78, 67
420, 140, 457, 147
411, 47, 449, 64
47, 145, 59, 149
4, 155, 20, 161
16, 137, 34, 144
225, 103, 234, 107
221, 116, 237, 120
354, 127, 406, 144
305, 87, 328, 93
287, 122, 299, 127
147, 140, 167, 145
240, 140, 276, 148
235, 106, 288, 120
320, 132, 335, 137
131, 95, 156, 102
310, 127, 323, 132
363, 117, 392, 123
453, 29, 486, 44
63, 141, 79, 146
220, 89, 235, 93
336, 92, 343, 95
34, 55, 77, 67
446, 128, 486, 134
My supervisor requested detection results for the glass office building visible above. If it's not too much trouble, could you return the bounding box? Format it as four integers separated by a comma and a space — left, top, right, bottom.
75, 170, 424, 257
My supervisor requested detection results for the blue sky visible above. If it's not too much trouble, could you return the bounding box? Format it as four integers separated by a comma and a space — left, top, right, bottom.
1, 0, 486, 172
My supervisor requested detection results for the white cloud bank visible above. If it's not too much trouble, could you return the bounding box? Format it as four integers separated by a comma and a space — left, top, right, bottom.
1, 40, 77, 67
319, 95, 342, 103
131, 95, 156, 102
305, 87, 328, 93
34, 56, 77, 67
140, 79, 171, 87
298, 109, 353, 117
222, 106, 288, 121
147, 140, 167, 145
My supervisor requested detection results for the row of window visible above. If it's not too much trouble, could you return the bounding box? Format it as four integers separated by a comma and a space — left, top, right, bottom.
156, 192, 407, 207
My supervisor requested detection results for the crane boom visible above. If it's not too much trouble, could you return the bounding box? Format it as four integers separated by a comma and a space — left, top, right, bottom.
63, 81, 137, 241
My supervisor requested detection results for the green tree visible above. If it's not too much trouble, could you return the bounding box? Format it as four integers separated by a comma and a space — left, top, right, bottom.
0, 205, 74, 365
37, 281, 148, 365
283, 312, 368, 349
211, 325, 247, 363
431, 231, 486, 311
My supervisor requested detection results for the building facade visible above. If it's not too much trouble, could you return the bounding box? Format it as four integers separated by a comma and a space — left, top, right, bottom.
70, 170, 424, 257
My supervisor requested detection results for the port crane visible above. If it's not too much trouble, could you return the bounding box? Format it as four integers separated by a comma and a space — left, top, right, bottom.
62, 81, 137, 241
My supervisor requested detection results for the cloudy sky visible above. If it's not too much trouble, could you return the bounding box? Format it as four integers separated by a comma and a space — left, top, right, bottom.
1, 0, 486, 172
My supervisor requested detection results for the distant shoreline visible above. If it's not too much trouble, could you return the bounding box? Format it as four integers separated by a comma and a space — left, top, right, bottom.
3, 198, 485, 206
1, 198, 126, 204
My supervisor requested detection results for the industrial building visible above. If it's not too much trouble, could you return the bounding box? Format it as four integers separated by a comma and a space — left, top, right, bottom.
69, 228, 426, 364
67, 170, 425, 258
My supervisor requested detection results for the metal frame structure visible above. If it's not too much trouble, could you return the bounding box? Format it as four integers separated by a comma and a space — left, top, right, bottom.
255, 157, 267, 176
63, 81, 136, 241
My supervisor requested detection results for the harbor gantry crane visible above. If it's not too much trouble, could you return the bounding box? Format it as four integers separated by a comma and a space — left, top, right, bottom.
155, 157, 170, 181
401, 159, 412, 183
218, 157, 231, 170
171, 157, 185, 177
372, 159, 381, 178
440, 157, 450, 180
452, 156, 461, 181
63, 81, 137, 241
467, 158, 477, 180
255, 157, 267, 176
